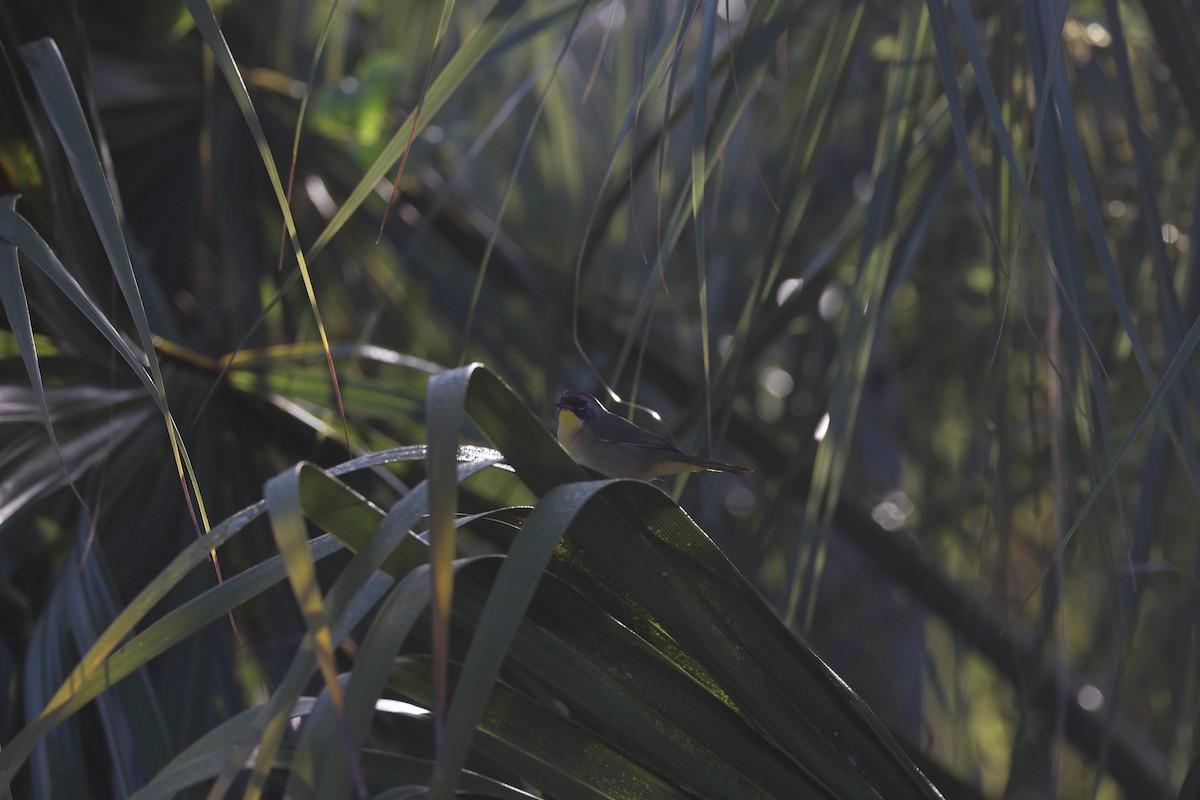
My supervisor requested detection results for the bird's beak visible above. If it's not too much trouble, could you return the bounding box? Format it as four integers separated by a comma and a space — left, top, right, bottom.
554, 399, 569, 410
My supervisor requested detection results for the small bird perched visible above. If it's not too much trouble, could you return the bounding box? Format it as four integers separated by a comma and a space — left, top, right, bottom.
555, 390, 751, 480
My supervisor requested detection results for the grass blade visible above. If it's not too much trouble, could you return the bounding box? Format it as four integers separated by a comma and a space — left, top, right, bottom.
184, 0, 350, 450
17, 38, 210, 538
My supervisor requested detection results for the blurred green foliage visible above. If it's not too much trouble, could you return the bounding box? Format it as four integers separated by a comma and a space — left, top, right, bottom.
1, 0, 1198, 798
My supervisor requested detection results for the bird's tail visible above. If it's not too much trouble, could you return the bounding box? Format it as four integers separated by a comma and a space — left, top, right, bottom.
653, 455, 751, 477
688, 456, 751, 475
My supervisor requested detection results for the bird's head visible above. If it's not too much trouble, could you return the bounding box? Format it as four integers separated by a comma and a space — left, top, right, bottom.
555, 390, 604, 423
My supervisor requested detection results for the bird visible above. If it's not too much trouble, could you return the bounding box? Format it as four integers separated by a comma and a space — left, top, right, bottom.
554, 390, 751, 480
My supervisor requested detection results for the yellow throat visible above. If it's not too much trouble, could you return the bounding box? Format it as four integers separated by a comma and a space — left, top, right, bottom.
557, 407, 583, 449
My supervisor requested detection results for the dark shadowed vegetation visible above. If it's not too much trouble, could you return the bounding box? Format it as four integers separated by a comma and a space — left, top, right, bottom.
1, 1, 1198, 798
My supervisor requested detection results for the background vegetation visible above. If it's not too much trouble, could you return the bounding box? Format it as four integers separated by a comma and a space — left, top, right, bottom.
1, 0, 1197, 797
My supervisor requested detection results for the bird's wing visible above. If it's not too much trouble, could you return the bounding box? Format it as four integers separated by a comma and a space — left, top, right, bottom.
589, 414, 685, 453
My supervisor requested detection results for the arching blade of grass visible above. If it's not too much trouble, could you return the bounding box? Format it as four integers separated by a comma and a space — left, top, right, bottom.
273, 0, 341, 273
569, 0, 690, 384
560, 481, 941, 796
132, 701, 312, 800
318, 508, 731, 798
689, 0, 720, 427
424, 363, 506, 793
926, 0, 1003, 252
111, 530, 403, 800
0, 195, 90, 514
308, 0, 526, 261
343, 750, 535, 799
457, 3, 588, 366
222, 342, 440, 423
183, 0, 350, 450
1099, 0, 1200, 485
748, 0, 866, 304
0, 208, 160, 402
0, 496, 264, 792
786, 2, 931, 629
57, 531, 346, 732
1136, 0, 1200, 133
721, 43, 977, 370
217, 457, 496, 799
1021, 7, 1185, 785
0, 445, 494, 794
1015, 310, 1200, 625
132, 694, 537, 800
237, 0, 576, 373
434, 479, 627, 796
0, 209, 208, 546
195, 0, 532, 420
308, 506, 517, 799
263, 465, 361, 796
590, 1, 842, 416
14, 38, 175, 338
59, 518, 173, 795
16, 39, 212, 540
358, 1, 589, 350
441, 499, 834, 798
377, 0, 456, 237
607, 4, 787, 394
943, 0, 1101, 361
0, 384, 154, 528
305, 566, 434, 800
717, 0, 868, 409
1095, 2, 1200, 786
390, 659, 694, 800
22, 522, 90, 800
